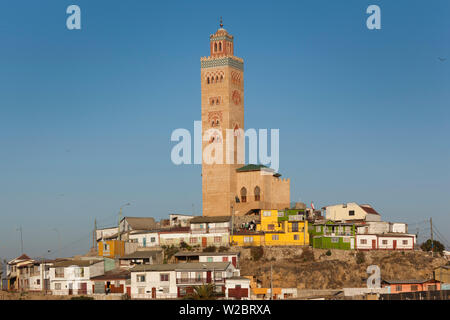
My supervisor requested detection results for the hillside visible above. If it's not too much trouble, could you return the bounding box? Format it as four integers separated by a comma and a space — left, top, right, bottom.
237, 247, 447, 289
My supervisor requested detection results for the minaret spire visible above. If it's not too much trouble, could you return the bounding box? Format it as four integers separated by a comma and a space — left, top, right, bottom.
219, 16, 223, 29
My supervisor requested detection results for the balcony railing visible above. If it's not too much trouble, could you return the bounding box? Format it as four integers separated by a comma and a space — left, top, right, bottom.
176, 278, 225, 284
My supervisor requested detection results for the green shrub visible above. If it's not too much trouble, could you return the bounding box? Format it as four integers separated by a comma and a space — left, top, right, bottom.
203, 245, 217, 252
356, 251, 366, 264
300, 247, 314, 262
218, 246, 229, 252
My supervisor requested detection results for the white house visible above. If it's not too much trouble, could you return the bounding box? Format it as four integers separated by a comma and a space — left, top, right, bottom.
356, 234, 416, 250
129, 230, 160, 248
323, 203, 381, 222
49, 259, 104, 295
357, 221, 409, 235
169, 214, 196, 227
96, 226, 118, 241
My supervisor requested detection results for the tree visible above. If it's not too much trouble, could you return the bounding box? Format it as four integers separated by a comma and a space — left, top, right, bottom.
420, 239, 445, 255
184, 284, 220, 300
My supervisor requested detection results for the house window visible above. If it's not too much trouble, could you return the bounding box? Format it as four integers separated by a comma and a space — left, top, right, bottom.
411, 285, 418, 291
244, 236, 253, 243
138, 287, 145, 294
294, 234, 299, 241
402, 240, 408, 245
151, 237, 156, 243
195, 272, 202, 281
331, 237, 339, 243
291, 222, 299, 232
55, 268, 65, 278
214, 236, 222, 243
316, 226, 321, 233
349, 210, 355, 216
103, 243, 109, 251
382, 240, 388, 245
137, 274, 146, 282
272, 235, 279, 241
179, 287, 187, 296
75, 268, 84, 278
240, 187, 247, 203
267, 224, 275, 231
254, 186, 261, 201
263, 211, 272, 217
396, 285, 402, 292
55, 283, 61, 290
207, 257, 213, 262
160, 273, 169, 282
190, 237, 197, 244
37, 279, 40, 285
214, 271, 222, 281
360, 239, 367, 245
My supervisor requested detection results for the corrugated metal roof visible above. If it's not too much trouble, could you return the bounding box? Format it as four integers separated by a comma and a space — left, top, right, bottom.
190, 216, 231, 224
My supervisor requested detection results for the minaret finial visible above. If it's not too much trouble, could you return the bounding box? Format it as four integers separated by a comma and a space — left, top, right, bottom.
219, 16, 223, 28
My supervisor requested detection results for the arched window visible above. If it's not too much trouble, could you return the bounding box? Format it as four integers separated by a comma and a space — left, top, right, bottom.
214, 43, 217, 52
254, 186, 261, 201
216, 75, 219, 82
216, 120, 219, 126
207, 77, 210, 84
216, 98, 219, 104
240, 187, 247, 203
220, 75, 223, 82
219, 42, 222, 51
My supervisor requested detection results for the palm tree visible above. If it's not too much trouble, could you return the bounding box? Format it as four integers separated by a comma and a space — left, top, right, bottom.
184, 284, 221, 300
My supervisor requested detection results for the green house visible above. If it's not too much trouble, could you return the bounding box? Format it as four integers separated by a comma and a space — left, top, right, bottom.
277, 209, 306, 222
310, 221, 356, 250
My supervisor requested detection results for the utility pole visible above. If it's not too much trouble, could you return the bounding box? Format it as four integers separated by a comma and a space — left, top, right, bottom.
270, 263, 273, 300
118, 203, 131, 241
93, 219, 97, 252
430, 218, 434, 257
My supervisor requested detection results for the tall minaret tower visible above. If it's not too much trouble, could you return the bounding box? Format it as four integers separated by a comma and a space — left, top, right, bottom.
201, 19, 244, 217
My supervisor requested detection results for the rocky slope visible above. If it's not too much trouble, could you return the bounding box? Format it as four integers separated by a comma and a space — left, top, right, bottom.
237, 246, 447, 289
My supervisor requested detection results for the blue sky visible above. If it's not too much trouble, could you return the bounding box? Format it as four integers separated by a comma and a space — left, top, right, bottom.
0, 0, 449, 260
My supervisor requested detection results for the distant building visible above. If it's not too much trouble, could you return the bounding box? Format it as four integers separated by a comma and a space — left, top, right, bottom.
6, 254, 33, 291
169, 214, 196, 227
119, 250, 163, 269
434, 266, 450, 289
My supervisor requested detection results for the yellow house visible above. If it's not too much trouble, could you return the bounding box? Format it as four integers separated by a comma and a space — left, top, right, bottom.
231, 209, 309, 246
230, 232, 264, 246
98, 240, 125, 258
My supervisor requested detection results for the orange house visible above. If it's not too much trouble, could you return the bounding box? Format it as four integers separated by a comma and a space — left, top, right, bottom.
382, 279, 441, 294
98, 240, 125, 258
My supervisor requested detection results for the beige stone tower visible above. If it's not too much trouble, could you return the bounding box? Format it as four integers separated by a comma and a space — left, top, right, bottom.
201, 20, 244, 217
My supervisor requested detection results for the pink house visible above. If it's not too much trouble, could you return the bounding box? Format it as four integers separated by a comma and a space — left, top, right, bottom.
382, 279, 441, 294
